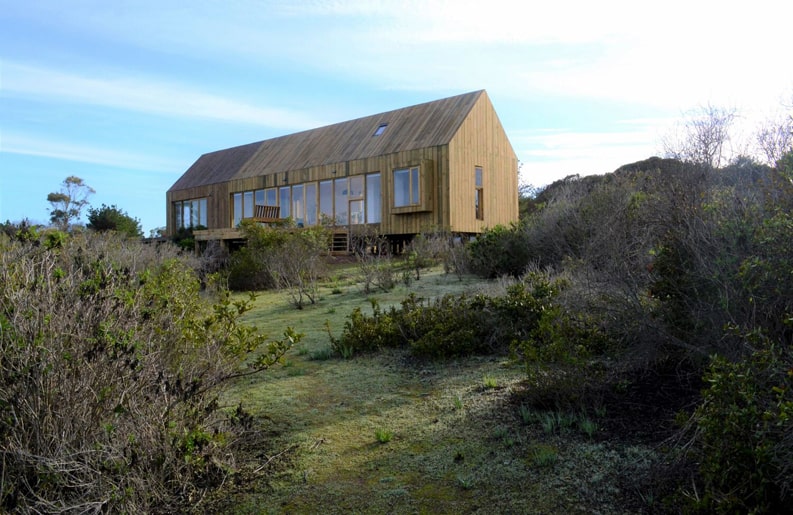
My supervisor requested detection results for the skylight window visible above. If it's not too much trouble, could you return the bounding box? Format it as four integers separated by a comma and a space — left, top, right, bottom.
373, 123, 388, 136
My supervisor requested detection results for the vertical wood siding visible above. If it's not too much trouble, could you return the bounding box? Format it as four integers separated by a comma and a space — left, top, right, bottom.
166, 90, 518, 238
447, 92, 518, 233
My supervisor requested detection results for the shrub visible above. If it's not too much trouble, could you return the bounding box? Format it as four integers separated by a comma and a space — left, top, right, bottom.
86, 203, 143, 238
0, 233, 295, 512
689, 342, 793, 513
405, 228, 451, 280
229, 222, 330, 308
468, 223, 532, 278
327, 300, 401, 356
351, 227, 397, 293
398, 294, 488, 358
328, 272, 579, 360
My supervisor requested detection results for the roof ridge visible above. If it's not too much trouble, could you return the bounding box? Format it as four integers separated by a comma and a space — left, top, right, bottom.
170, 90, 487, 190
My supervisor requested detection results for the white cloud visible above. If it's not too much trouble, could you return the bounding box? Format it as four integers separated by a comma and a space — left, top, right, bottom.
11, 2, 793, 115
515, 125, 662, 186
1, 133, 183, 172
2, 62, 327, 130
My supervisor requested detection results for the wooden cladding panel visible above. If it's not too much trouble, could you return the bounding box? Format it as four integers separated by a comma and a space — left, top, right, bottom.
166, 90, 518, 238
168, 147, 448, 236
447, 92, 518, 233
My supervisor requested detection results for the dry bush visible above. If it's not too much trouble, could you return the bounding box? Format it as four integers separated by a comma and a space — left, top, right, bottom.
441, 237, 470, 280
405, 228, 451, 280
0, 233, 292, 512
229, 222, 330, 308
350, 225, 396, 293
267, 227, 330, 308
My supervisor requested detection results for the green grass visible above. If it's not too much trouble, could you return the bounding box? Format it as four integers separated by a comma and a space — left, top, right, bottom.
482, 375, 499, 389
374, 428, 394, 444
528, 443, 558, 468
214, 262, 661, 514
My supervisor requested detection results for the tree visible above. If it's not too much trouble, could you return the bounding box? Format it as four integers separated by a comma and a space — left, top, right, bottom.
47, 175, 95, 230
87, 204, 143, 238
663, 104, 737, 169
756, 112, 793, 166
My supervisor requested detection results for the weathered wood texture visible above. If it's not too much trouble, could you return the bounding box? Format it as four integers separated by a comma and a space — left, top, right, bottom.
447, 92, 518, 233
248, 205, 282, 223
167, 90, 518, 238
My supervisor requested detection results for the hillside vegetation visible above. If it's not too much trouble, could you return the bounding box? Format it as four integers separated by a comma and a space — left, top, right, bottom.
2, 143, 792, 512
212, 153, 793, 513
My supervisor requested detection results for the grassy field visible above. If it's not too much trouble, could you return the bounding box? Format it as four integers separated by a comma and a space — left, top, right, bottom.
213, 263, 666, 514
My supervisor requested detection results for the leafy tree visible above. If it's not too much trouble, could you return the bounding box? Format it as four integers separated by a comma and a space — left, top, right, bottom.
86, 203, 143, 238
47, 175, 95, 230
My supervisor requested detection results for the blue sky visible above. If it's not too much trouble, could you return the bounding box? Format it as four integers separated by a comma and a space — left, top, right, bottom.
2, 0, 792, 235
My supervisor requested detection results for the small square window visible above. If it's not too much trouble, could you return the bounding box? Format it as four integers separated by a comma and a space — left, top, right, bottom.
373, 123, 388, 136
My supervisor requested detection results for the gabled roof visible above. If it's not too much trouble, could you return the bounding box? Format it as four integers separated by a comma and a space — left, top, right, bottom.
169, 90, 485, 191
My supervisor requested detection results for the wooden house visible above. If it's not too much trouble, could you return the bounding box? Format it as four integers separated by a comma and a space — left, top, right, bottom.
166, 90, 518, 251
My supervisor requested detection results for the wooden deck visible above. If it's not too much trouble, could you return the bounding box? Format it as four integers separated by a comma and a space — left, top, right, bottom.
193, 228, 242, 241
193, 227, 352, 254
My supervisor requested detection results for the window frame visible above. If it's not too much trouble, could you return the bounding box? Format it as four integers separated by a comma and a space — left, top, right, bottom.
475, 166, 484, 220
174, 198, 208, 230
373, 123, 388, 136
393, 166, 421, 208
366, 172, 381, 223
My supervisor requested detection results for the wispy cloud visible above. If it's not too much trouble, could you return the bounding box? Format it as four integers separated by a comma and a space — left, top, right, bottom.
9, 2, 791, 114
3, 62, 327, 130
2, 133, 184, 172
514, 125, 661, 185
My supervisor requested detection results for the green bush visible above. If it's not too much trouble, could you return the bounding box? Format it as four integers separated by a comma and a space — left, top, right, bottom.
0, 232, 295, 512
400, 294, 487, 358
691, 343, 793, 513
328, 272, 586, 360
87, 203, 143, 238
228, 222, 330, 308
327, 299, 401, 356
468, 223, 532, 278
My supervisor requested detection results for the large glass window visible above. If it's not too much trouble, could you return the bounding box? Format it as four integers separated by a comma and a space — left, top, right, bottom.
349, 176, 364, 199
366, 173, 381, 223
475, 166, 484, 220
190, 199, 203, 227
334, 178, 348, 225
243, 191, 254, 219
223, 175, 383, 230
350, 200, 364, 224
175, 203, 183, 230
319, 180, 333, 223
174, 198, 208, 229
394, 166, 420, 207
183, 202, 193, 228
305, 182, 318, 226
265, 188, 277, 206
348, 176, 364, 224
292, 184, 304, 226
232, 193, 243, 226
279, 186, 291, 218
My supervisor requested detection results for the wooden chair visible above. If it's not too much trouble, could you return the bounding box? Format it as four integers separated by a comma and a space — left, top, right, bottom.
248, 204, 282, 223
